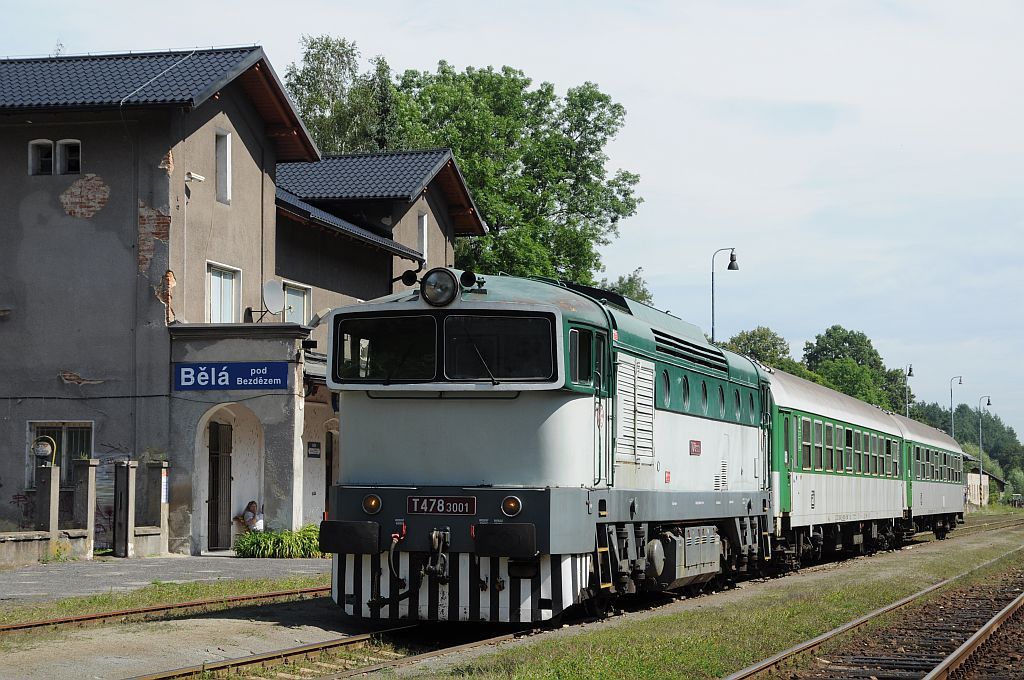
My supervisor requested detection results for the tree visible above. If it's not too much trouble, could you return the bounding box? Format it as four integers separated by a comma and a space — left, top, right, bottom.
1008, 468, 1024, 497
803, 325, 885, 373
723, 327, 792, 366
285, 36, 400, 154
395, 63, 641, 282
815, 357, 890, 408
599, 267, 653, 304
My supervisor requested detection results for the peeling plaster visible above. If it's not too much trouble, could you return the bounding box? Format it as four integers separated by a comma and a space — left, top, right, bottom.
155, 270, 176, 324
59, 370, 105, 385
158, 150, 174, 176
59, 174, 110, 218
138, 200, 171, 274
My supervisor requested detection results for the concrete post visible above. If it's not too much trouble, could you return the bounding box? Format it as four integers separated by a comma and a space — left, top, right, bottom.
34, 464, 61, 537
146, 462, 170, 554
72, 459, 99, 555
113, 461, 138, 558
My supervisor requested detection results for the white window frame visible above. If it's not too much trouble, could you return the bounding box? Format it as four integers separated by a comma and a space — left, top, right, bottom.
215, 130, 232, 204
25, 420, 94, 487
56, 139, 81, 175
28, 139, 54, 175
282, 280, 312, 324
206, 261, 241, 323
417, 212, 428, 258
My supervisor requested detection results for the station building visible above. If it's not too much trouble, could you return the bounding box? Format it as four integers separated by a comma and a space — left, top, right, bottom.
0, 46, 485, 554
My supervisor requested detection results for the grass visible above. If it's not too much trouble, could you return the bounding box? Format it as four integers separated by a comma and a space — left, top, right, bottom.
965, 504, 1024, 518
234, 524, 327, 558
424, 526, 1024, 679
0, 572, 330, 628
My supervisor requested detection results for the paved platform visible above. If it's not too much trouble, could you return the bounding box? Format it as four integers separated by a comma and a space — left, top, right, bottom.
0, 554, 331, 605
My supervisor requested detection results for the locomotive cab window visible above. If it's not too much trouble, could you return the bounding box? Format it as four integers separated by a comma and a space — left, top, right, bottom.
335, 316, 437, 381
445, 315, 554, 381
569, 328, 593, 385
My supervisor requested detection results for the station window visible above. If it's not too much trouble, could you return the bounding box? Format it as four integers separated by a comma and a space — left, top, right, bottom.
57, 139, 81, 174
207, 263, 239, 323
283, 282, 310, 324
27, 422, 92, 486
813, 421, 823, 470
801, 418, 812, 469
216, 130, 232, 204
569, 329, 593, 385
28, 139, 54, 175
853, 431, 862, 473
825, 424, 834, 471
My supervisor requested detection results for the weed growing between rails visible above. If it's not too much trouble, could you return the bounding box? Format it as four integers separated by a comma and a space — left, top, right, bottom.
234, 524, 326, 558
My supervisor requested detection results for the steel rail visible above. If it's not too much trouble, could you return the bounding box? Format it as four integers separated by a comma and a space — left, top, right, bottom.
723, 541, 1024, 680
126, 627, 416, 680
923, 588, 1024, 679
0, 585, 330, 634
322, 630, 521, 678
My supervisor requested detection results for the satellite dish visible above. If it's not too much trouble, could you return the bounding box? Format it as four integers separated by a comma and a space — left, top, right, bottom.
263, 280, 285, 314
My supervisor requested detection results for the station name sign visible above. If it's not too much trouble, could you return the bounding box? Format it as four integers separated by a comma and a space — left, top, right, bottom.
174, 362, 289, 391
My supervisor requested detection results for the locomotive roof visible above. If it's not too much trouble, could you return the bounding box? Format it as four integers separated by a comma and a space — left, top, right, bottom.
889, 412, 963, 453
769, 369, 903, 436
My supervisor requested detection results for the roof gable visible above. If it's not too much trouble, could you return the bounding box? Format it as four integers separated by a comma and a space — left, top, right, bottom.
0, 46, 318, 161
277, 149, 486, 235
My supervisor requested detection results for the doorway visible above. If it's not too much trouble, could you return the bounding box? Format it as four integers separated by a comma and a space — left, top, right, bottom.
207, 421, 233, 550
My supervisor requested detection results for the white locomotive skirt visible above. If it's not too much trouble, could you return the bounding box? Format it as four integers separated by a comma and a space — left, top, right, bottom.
332, 552, 593, 622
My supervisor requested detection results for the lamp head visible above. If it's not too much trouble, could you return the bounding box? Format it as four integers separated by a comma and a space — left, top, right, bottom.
957, 376, 963, 385
986, 397, 992, 407
907, 364, 913, 377
727, 250, 739, 271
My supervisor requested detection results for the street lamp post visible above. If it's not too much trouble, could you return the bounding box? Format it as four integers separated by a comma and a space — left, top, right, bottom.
710, 248, 738, 343
978, 395, 991, 505
904, 364, 913, 417
949, 376, 962, 438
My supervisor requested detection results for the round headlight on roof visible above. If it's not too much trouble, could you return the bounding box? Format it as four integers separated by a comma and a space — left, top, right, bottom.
420, 268, 460, 306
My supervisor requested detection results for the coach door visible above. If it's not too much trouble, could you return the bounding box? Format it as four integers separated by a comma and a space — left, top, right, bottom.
207, 421, 233, 550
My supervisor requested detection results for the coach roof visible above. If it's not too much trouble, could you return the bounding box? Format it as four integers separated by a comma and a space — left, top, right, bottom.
770, 368, 903, 436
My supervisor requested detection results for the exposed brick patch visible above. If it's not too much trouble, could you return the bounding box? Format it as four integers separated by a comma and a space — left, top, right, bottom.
155, 270, 176, 324
138, 200, 171, 274
158, 150, 174, 176
59, 370, 104, 385
59, 174, 110, 218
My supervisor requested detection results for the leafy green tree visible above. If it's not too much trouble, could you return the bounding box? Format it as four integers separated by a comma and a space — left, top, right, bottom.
774, 358, 834, 387
723, 327, 792, 366
803, 325, 885, 373
815, 358, 890, 408
599, 267, 653, 304
1008, 468, 1024, 497
396, 62, 641, 282
285, 36, 400, 153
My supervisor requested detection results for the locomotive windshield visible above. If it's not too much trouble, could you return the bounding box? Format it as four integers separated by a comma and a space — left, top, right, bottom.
333, 313, 555, 384
444, 315, 554, 381
336, 316, 437, 382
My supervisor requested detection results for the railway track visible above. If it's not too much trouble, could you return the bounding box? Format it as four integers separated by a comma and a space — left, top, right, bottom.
0, 585, 330, 635
725, 543, 1024, 679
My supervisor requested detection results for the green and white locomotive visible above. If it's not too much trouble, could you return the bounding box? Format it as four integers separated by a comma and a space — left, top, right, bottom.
319, 268, 964, 622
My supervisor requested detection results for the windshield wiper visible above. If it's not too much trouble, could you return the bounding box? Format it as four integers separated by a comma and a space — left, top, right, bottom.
469, 339, 500, 386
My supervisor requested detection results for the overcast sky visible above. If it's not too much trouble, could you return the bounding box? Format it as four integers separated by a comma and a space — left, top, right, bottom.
3, 1, 1020, 436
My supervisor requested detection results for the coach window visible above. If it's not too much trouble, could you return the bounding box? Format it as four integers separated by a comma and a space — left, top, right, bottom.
682, 376, 690, 410
892, 440, 900, 477
844, 428, 853, 471
914, 446, 921, 479
734, 389, 741, 420
801, 418, 812, 469
853, 431, 862, 473
825, 424, 834, 471
701, 381, 708, 415
813, 421, 823, 470
569, 329, 593, 385
871, 435, 879, 475
884, 440, 891, 478
718, 386, 725, 418
661, 370, 671, 408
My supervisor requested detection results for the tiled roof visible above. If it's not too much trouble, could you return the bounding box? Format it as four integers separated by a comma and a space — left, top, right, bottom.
276, 188, 423, 262
0, 46, 264, 110
276, 149, 453, 200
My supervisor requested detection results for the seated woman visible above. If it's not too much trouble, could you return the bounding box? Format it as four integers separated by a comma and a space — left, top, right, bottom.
239, 500, 264, 532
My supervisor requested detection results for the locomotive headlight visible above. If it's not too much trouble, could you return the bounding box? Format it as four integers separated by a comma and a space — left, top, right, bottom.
362, 494, 382, 515
501, 495, 522, 517
420, 268, 459, 306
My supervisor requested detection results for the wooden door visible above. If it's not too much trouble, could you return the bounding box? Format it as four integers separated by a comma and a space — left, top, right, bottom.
207, 422, 233, 550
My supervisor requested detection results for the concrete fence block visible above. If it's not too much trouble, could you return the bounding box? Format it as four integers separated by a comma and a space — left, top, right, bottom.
34, 465, 60, 536
72, 458, 99, 556
113, 461, 138, 558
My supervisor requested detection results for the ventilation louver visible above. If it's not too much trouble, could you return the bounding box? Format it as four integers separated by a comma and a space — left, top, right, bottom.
652, 329, 729, 373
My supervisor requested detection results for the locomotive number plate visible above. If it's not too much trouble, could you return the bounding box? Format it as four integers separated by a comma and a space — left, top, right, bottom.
407, 495, 477, 515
